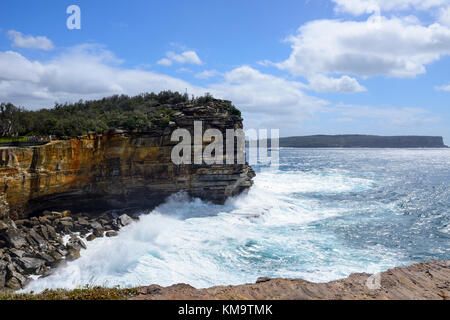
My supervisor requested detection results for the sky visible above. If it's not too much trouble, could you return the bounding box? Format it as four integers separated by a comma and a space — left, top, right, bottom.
0, 0, 449, 142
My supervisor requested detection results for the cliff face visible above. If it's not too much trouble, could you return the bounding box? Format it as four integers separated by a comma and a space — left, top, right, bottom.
0, 103, 255, 219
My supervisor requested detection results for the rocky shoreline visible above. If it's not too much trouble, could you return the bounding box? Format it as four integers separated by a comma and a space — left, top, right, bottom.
133, 260, 450, 300
0, 211, 134, 291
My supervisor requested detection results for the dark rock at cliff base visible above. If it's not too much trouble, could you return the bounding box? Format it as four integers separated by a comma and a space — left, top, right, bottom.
93, 229, 104, 238
66, 248, 80, 261
118, 214, 133, 227
15, 257, 46, 274
0, 220, 8, 231
105, 231, 118, 238
2, 229, 27, 249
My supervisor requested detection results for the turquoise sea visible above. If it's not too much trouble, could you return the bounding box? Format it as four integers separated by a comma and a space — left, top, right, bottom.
25, 148, 450, 291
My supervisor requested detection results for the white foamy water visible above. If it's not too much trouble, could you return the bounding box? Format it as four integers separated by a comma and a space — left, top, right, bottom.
24, 167, 408, 293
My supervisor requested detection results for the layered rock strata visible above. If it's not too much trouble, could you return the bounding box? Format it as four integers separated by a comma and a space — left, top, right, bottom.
0, 101, 255, 219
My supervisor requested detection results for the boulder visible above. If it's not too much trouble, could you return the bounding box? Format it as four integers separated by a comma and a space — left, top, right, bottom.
66, 248, 80, 261
6, 276, 22, 290
93, 229, 104, 238
118, 214, 133, 227
0, 220, 8, 231
89, 221, 103, 230
61, 210, 71, 217
9, 249, 25, 258
46, 225, 57, 239
3, 229, 27, 249
15, 257, 46, 274
86, 234, 96, 241
49, 250, 63, 262
29, 229, 46, 247
0, 270, 5, 289
36, 252, 57, 266
67, 237, 86, 251
105, 231, 119, 238
39, 225, 49, 240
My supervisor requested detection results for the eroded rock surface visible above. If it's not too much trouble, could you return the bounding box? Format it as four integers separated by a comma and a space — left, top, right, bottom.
0, 100, 255, 219
133, 260, 450, 300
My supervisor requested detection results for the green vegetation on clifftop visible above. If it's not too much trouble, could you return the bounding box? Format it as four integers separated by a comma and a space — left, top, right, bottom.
0, 91, 241, 139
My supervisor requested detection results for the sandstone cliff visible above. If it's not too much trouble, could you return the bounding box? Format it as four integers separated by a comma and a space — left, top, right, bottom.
0, 101, 255, 219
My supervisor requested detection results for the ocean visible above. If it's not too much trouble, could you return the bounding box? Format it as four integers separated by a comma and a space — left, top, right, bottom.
24, 148, 450, 292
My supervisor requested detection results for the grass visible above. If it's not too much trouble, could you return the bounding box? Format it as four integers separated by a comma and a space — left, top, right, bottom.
0, 285, 140, 300
0, 136, 30, 143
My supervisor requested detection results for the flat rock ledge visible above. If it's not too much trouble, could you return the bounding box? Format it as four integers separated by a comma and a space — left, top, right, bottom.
133, 260, 450, 300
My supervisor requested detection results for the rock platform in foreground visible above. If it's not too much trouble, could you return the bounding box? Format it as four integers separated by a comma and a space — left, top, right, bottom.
133, 260, 450, 300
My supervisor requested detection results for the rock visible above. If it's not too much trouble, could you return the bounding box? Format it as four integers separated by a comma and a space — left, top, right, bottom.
3, 229, 27, 248
61, 210, 71, 217
77, 218, 90, 226
89, 221, 103, 230
46, 225, 57, 239
6, 276, 22, 290
0, 220, 8, 231
49, 250, 63, 262
15, 257, 46, 274
0, 103, 254, 219
118, 214, 133, 227
9, 249, 25, 258
39, 225, 49, 240
105, 231, 118, 238
6, 266, 29, 289
93, 229, 103, 238
38, 216, 51, 225
36, 252, 57, 266
256, 277, 271, 283
0, 248, 3, 259
66, 248, 80, 261
0, 270, 5, 288
29, 229, 46, 247
66, 237, 86, 251
57, 220, 73, 233
6, 220, 17, 229
51, 211, 62, 218
86, 234, 96, 241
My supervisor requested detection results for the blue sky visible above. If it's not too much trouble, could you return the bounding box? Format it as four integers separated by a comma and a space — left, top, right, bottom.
0, 0, 449, 142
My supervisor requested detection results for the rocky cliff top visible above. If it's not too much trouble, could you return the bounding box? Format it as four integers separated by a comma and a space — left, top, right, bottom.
0, 92, 241, 140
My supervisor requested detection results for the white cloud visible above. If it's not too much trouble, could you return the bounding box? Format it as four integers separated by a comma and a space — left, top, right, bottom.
0, 46, 203, 108
305, 74, 367, 93
332, 0, 448, 16
7, 30, 54, 50
209, 66, 328, 130
157, 50, 203, 66
0, 47, 330, 134
435, 83, 450, 91
277, 15, 450, 78
331, 103, 440, 126
0, 43, 442, 137
439, 6, 450, 26
195, 69, 219, 79
157, 58, 172, 66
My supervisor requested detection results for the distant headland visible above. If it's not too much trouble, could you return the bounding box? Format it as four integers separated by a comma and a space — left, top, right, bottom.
272, 135, 448, 148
